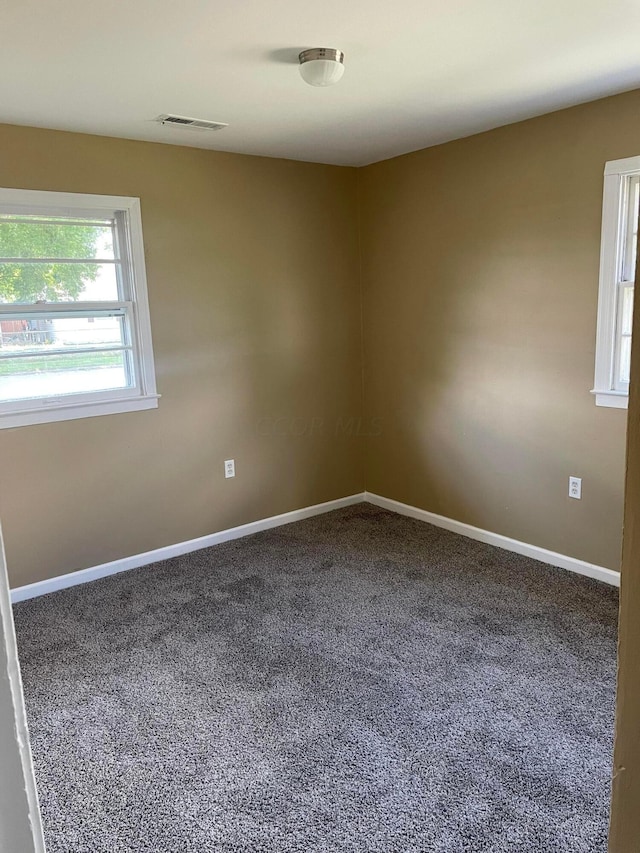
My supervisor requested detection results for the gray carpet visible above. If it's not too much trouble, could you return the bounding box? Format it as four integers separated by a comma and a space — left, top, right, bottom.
13, 504, 618, 852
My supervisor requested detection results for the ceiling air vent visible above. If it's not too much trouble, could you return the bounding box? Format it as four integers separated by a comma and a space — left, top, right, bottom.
156, 114, 228, 131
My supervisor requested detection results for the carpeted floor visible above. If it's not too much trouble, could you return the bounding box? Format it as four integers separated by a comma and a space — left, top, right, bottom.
13, 504, 618, 852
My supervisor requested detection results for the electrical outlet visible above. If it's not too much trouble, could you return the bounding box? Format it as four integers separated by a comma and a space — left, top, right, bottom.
569, 476, 582, 500
224, 459, 235, 479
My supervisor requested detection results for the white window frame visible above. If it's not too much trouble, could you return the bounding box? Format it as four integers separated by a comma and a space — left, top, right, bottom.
0, 188, 158, 429
592, 156, 640, 409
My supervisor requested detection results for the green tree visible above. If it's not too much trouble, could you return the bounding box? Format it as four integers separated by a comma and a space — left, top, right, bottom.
0, 220, 101, 303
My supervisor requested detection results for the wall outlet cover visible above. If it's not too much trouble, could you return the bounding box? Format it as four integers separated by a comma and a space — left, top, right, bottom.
569, 476, 582, 499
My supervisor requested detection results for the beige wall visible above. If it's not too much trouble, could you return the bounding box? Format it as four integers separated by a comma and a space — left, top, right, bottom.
0, 124, 364, 587
2, 88, 638, 586
358, 90, 640, 571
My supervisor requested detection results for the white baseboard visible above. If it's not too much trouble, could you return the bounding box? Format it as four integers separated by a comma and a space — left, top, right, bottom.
10, 493, 367, 604
365, 492, 620, 587
11, 488, 619, 604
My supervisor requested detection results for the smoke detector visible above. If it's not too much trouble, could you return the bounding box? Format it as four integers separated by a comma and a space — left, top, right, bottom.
156, 114, 228, 131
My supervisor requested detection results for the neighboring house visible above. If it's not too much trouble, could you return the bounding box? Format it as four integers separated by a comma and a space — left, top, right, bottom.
0, 318, 30, 345
0, 316, 118, 349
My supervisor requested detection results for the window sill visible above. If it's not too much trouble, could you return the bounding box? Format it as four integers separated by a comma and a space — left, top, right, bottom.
591, 389, 629, 409
0, 394, 160, 430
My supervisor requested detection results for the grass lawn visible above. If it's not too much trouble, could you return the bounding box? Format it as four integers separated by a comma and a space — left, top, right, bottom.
0, 351, 121, 375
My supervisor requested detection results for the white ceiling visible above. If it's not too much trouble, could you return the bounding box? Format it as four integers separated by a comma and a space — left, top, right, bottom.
1, 0, 640, 167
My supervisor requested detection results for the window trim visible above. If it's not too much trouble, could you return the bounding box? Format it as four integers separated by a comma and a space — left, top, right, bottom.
592, 156, 640, 409
0, 188, 159, 429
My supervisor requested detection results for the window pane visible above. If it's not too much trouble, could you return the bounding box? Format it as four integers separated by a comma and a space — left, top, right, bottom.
619, 335, 632, 387
0, 314, 127, 353
0, 313, 132, 401
632, 176, 640, 237
0, 349, 130, 402
621, 286, 635, 336
0, 216, 114, 260
0, 261, 119, 303
623, 176, 640, 281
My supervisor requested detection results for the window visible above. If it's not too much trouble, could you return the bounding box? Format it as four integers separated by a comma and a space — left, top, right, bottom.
593, 157, 640, 408
0, 189, 158, 428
